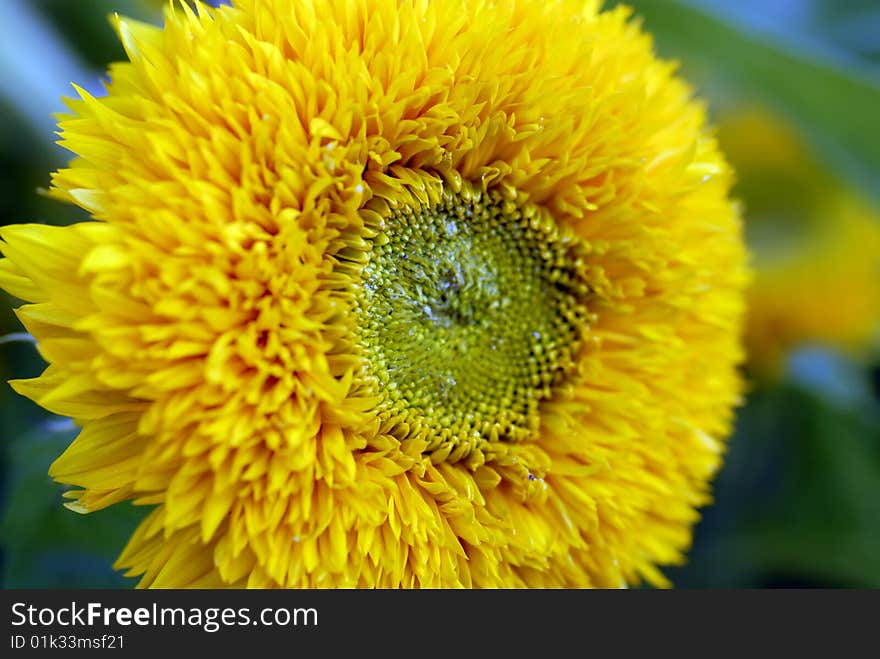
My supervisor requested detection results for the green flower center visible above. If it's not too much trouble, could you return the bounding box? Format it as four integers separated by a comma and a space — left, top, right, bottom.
354, 189, 592, 460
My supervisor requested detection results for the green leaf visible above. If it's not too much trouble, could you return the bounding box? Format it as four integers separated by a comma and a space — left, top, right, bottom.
1, 418, 148, 588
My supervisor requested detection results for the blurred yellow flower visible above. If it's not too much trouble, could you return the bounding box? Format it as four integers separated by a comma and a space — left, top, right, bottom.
0, 0, 746, 587
720, 109, 880, 377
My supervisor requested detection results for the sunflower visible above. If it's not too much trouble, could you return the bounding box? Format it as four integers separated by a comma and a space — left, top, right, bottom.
0, 0, 746, 588
720, 108, 880, 377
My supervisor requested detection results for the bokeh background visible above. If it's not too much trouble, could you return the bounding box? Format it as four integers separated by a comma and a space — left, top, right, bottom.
1, 0, 878, 588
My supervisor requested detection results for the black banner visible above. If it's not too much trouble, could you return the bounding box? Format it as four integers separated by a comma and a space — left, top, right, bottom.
2, 589, 877, 653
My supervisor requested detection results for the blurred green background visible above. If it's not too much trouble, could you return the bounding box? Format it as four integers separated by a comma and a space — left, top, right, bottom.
1, 0, 878, 588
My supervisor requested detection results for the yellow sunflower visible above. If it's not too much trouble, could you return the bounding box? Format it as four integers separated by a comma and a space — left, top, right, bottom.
720, 108, 880, 377
0, 0, 746, 588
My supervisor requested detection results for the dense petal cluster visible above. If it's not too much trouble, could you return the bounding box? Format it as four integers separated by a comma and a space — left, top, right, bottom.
0, 0, 746, 587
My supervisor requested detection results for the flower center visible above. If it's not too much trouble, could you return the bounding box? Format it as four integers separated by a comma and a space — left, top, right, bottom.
354, 189, 592, 460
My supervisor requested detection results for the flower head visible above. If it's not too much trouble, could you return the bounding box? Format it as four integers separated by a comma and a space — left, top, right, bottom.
0, 0, 746, 587
720, 108, 880, 376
